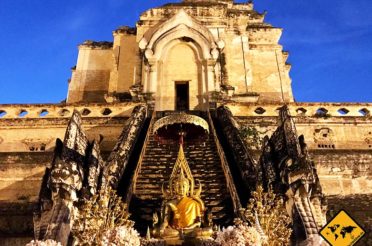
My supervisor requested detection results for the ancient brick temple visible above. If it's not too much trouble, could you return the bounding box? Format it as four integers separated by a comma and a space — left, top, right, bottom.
0, 0, 371, 245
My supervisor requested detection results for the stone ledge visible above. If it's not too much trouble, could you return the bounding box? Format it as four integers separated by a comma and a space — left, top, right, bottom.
0, 102, 143, 119
79, 40, 113, 49
224, 102, 372, 117
0, 201, 37, 215
0, 152, 54, 165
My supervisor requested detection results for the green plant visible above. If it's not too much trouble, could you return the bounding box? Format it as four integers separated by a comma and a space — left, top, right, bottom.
240, 126, 266, 151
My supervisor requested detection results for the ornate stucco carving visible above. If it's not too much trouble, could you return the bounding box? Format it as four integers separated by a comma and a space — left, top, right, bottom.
314, 127, 335, 148
153, 113, 209, 135
140, 9, 221, 61
139, 9, 223, 110
21, 138, 53, 151
364, 130, 372, 146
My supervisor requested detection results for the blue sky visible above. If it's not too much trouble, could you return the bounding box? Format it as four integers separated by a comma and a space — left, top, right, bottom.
0, 0, 371, 104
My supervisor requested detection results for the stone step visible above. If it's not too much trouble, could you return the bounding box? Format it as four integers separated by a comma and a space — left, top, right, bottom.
130, 116, 235, 232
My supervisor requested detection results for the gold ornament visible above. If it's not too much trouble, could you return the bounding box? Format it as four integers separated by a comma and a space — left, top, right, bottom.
242, 186, 292, 246
72, 188, 134, 245
153, 144, 212, 241
153, 113, 209, 135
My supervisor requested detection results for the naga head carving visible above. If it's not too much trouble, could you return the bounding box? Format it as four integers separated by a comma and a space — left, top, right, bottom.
260, 106, 327, 244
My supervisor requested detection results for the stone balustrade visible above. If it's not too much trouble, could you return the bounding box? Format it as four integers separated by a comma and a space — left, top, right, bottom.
0, 102, 144, 119
0, 102, 371, 119
224, 102, 372, 117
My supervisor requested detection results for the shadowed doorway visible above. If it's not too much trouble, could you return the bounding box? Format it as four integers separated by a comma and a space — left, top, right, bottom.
175, 81, 189, 111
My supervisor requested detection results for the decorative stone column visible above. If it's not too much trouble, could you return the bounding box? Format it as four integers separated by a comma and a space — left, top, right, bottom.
144, 49, 158, 94
148, 62, 157, 94
207, 58, 217, 93
142, 63, 149, 92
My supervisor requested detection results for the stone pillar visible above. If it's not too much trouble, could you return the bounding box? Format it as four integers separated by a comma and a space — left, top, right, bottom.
148, 61, 157, 94
144, 48, 158, 94
214, 62, 221, 92
207, 59, 216, 92
142, 63, 149, 92
206, 59, 217, 109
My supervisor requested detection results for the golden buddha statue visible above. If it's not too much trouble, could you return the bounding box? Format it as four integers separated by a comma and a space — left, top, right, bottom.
152, 144, 212, 241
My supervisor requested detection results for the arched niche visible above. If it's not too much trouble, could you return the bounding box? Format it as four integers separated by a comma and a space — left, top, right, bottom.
157, 39, 204, 111
140, 10, 222, 111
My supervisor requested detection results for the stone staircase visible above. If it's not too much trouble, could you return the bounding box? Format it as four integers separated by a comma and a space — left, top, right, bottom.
129, 115, 235, 233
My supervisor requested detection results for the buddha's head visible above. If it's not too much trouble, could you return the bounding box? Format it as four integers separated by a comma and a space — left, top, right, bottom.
162, 144, 202, 200
174, 170, 190, 198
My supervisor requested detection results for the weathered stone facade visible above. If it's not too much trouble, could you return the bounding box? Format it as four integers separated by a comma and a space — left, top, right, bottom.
0, 0, 371, 245
67, 0, 293, 107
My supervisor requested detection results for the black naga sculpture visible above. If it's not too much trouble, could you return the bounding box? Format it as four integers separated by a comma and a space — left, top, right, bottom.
259, 105, 327, 245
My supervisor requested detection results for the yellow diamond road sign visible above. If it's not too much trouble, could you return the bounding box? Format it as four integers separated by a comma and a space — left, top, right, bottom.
320, 210, 365, 246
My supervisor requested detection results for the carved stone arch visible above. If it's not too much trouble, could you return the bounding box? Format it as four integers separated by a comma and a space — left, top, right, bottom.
140, 9, 222, 111
140, 9, 219, 52
152, 24, 213, 60
155, 38, 206, 111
